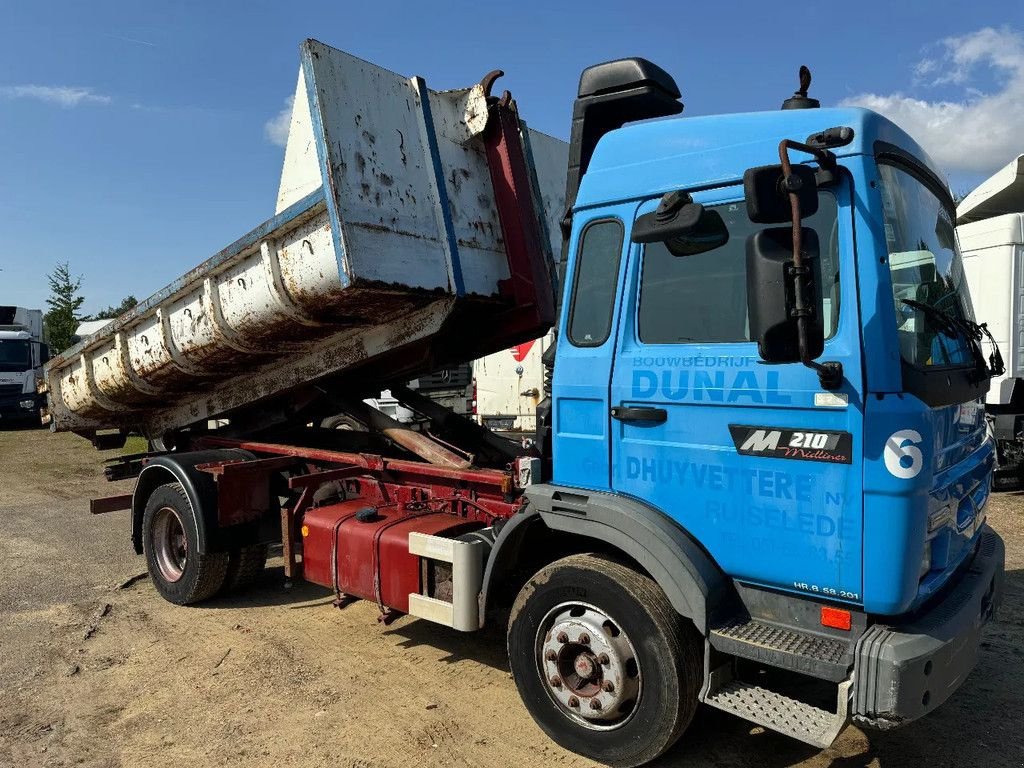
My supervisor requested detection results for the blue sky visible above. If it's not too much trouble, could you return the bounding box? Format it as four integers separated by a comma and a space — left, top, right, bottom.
1, 1, 1021, 313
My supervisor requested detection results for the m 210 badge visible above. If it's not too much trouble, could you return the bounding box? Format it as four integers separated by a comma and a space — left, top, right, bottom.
728, 425, 853, 464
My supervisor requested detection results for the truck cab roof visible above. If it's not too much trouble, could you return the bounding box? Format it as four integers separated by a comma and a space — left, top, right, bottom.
0, 330, 33, 340
576, 106, 939, 210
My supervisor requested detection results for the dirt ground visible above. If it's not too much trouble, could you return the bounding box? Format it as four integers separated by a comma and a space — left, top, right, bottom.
1, 428, 1022, 768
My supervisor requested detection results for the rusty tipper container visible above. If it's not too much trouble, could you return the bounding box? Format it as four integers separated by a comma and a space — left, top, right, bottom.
44, 39, 566, 440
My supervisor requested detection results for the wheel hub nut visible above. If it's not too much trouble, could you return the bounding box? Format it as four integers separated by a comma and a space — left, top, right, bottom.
573, 654, 596, 678
538, 604, 642, 725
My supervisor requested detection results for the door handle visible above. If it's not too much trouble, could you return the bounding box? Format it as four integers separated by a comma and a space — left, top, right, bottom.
610, 405, 667, 424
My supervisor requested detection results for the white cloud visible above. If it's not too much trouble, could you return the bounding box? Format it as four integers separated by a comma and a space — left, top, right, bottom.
840, 27, 1024, 174
264, 95, 293, 147
0, 84, 112, 107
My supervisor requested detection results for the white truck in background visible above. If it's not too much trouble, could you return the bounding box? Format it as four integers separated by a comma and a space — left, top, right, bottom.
0, 306, 48, 425
958, 154, 1024, 486
473, 331, 551, 435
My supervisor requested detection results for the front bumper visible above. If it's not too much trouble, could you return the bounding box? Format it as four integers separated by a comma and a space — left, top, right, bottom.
852, 525, 1004, 728
0, 393, 40, 422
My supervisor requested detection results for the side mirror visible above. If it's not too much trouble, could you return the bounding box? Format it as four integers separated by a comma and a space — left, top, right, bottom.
746, 227, 823, 362
744, 164, 818, 224
632, 191, 729, 256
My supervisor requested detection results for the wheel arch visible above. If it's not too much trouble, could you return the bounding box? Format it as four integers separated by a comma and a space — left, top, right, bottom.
482, 485, 730, 634
131, 449, 255, 555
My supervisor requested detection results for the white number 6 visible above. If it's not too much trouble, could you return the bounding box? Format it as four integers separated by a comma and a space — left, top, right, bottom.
884, 429, 923, 479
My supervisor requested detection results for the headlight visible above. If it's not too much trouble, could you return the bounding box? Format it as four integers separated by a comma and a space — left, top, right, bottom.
19, 398, 35, 409
919, 540, 933, 579
928, 504, 954, 533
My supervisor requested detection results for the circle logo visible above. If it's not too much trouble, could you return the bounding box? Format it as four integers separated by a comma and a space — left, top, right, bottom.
884, 429, 924, 479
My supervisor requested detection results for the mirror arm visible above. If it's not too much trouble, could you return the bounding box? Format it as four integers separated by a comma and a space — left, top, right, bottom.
779, 138, 837, 173
778, 140, 844, 390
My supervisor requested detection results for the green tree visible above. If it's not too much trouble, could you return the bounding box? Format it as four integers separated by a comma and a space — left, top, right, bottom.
44, 262, 85, 354
88, 295, 138, 320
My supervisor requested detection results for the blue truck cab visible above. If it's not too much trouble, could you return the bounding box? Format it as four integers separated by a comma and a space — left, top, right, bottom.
513, 59, 1005, 765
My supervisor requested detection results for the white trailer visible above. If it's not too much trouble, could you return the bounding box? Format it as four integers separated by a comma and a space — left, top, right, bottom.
42, 40, 567, 443
473, 331, 552, 434
957, 154, 1024, 484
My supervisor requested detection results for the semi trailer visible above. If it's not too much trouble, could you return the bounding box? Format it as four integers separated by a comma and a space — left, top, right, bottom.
45, 42, 1005, 767
0, 306, 48, 424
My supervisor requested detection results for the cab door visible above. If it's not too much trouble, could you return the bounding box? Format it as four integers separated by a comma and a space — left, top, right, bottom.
552, 207, 634, 491
609, 182, 866, 603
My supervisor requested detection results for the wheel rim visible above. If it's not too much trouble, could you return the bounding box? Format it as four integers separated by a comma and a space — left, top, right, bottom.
535, 602, 642, 730
152, 506, 188, 583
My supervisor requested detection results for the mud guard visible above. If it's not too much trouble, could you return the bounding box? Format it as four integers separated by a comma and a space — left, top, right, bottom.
130, 449, 257, 555
482, 484, 729, 633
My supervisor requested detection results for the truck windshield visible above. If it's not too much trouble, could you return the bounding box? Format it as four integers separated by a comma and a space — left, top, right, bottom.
0, 340, 31, 372
879, 163, 975, 368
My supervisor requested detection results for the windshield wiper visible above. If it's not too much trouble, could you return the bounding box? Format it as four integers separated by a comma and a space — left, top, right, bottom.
901, 298, 1005, 377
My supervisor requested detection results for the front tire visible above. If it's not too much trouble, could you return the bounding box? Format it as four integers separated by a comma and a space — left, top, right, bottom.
507, 554, 702, 768
142, 483, 229, 605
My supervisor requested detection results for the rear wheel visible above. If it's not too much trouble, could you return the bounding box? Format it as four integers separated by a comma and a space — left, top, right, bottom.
507, 554, 702, 768
222, 544, 269, 593
142, 483, 229, 605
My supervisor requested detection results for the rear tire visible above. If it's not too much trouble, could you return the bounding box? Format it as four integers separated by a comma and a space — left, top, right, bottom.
142, 483, 229, 605
507, 554, 702, 768
222, 544, 269, 593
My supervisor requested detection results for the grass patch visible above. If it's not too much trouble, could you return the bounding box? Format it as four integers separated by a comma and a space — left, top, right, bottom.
123, 435, 149, 455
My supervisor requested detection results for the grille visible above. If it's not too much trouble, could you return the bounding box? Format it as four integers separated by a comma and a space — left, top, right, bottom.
414, 364, 473, 391
0, 384, 24, 397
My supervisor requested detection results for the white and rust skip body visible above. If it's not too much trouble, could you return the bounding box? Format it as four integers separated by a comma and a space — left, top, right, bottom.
43, 40, 567, 439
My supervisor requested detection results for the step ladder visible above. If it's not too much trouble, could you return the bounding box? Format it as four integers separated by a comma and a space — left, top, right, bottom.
702, 617, 855, 748
710, 618, 853, 681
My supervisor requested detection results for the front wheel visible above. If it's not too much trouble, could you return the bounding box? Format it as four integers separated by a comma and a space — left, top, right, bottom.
507, 554, 702, 768
142, 483, 229, 605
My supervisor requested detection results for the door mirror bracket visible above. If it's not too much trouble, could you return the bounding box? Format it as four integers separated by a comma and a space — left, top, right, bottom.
744, 139, 844, 390
631, 190, 730, 257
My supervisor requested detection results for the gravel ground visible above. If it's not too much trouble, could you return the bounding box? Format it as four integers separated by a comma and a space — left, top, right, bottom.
1, 427, 1022, 768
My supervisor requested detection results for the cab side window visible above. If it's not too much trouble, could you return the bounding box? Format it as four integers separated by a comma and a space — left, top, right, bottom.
568, 220, 624, 347
638, 195, 840, 344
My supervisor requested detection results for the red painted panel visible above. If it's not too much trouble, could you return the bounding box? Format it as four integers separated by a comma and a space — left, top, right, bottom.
511, 341, 535, 362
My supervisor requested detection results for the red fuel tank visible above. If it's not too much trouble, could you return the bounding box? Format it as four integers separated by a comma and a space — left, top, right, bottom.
301, 500, 481, 614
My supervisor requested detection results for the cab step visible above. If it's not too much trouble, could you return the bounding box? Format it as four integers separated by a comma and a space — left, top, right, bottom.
709, 618, 853, 681
702, 666, 851, 748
